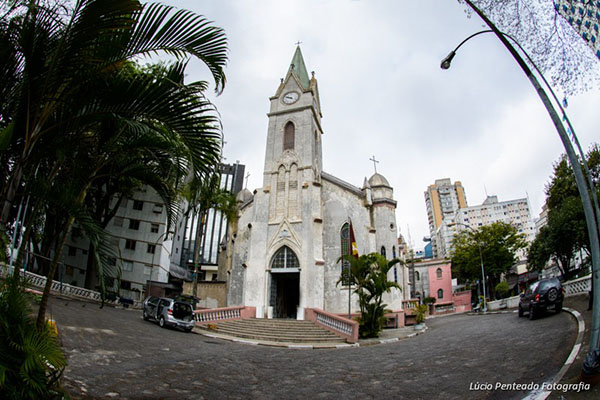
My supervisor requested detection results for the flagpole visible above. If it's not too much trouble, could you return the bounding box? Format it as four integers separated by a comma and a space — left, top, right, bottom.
348, 217, 352, 320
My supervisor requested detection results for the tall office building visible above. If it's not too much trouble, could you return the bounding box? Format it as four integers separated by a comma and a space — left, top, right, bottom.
424, 178, 468, 257
555, 0, 600, 59
454, 195, 535, 260
178, 162, 245, 281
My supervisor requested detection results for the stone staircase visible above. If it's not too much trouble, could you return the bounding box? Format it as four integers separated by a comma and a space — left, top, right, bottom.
199, 318, 347, 344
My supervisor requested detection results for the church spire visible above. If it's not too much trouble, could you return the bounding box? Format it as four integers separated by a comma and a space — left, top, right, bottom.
287, 45, 310, 90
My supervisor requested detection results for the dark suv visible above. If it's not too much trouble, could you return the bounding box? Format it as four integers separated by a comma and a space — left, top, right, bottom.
518, 277, 564, 320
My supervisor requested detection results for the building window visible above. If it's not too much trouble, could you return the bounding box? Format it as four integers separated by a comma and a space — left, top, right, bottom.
133, 200, 144, 210
283, 122, 295, 150
151, 223, 159, 233
437, 288, 444, 299
123, 260, 133, 272
113, 217, 124, 227
125, 239, 136, 250
270, 246, 299, 269
129, 219, 140, 230
415, 271, 420, 281
68, 246, 77, 257
153, 204, 163, 214
392, 246, 396, 259
393, 266, 398, 283
381, 246, 386, 258
147, 244, 156, 254
436, 268, 442, 279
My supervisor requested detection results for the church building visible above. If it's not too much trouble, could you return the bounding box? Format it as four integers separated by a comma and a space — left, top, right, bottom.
228, 46, 409, 319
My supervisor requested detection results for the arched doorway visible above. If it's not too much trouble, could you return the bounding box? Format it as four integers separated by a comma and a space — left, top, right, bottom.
269, 246, 300, 319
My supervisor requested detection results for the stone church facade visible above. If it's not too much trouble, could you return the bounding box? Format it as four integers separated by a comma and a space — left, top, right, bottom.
228, 47, 409, 319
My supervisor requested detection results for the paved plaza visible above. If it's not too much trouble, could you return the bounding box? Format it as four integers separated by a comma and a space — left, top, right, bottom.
50, 297, 576, 399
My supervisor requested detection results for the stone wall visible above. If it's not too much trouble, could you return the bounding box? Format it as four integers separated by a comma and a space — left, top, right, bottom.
183, 281, 227, 309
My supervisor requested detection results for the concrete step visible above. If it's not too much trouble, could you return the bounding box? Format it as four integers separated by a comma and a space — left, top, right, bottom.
200, 318, 346, 343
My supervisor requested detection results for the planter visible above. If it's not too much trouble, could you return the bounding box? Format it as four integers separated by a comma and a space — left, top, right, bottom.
414, 323, 426, 331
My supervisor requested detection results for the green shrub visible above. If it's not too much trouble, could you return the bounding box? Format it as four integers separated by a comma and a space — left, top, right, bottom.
423, 296, 436, 305
0, 274, 67, 399
495, 281, 510, 299
415, 304, 428, 324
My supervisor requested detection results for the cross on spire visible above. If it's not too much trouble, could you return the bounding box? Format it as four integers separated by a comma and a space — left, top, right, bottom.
295, 40, 302, 46
244, 172, 250, 189
369, 155, 379, 174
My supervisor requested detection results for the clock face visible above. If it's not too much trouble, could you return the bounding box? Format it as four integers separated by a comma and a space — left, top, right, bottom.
282, 91, 299, 104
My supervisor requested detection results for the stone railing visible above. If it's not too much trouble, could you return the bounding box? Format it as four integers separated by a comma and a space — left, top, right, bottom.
563, 274, 591, 297
1, 264, 122, 306
305, 308, 359, 343
194, 306, 256, 324
402, 299, 419, 314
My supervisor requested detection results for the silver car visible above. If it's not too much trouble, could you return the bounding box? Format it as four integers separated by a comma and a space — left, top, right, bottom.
142, 296, 195, 332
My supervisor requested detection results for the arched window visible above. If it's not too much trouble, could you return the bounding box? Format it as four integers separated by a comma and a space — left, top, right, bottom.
283, 122, 295, 150
415, 271, 420, 281
437, 288, 444, 299
381, 246, 386, 257
436, 268, 442, 279
271, 246, 299, 269
393, 266, 398, 283
392, 246, 396, 259
340, 223, 350, 285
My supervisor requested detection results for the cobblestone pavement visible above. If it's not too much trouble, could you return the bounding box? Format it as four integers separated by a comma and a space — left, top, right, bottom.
50, 297, 577, 399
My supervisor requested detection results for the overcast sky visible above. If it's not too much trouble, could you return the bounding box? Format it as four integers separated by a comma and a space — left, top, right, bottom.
163, 0, 600, 251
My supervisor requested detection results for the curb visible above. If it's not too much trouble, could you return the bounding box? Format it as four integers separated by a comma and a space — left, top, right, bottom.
523, 307, 585, 400
193, 325, 429, 350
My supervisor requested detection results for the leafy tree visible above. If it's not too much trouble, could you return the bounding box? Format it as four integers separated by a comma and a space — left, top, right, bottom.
457, 0, 600, 94
451, 221, 527, 298
0, 274, 66, 399
528, 145, 599, 279
338, 253, 401, 338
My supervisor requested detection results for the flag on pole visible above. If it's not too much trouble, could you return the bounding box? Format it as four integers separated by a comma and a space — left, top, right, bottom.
349, 219, 358, 259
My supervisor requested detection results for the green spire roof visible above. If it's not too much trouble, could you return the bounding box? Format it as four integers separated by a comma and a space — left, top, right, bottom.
288, 46, 310, 89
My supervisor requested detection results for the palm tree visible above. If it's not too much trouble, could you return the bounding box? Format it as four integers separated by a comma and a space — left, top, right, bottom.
0, 0, 229, 328
0, 274, 67, 399
338, 253, 401, 338
0, 0, 227, 225
33, 59, 224, 328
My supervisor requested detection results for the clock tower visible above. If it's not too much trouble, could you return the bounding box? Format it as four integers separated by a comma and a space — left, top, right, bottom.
263, 45, 323, 192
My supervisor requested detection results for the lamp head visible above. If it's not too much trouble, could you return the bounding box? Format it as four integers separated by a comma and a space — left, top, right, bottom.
440, 51, 456, 70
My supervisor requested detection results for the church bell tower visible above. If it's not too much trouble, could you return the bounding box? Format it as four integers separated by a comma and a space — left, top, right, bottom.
263, 46, 324, 223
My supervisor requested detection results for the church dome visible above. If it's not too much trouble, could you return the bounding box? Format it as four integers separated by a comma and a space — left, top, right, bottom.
368, 173, 390, 187
236, 188, 254, 204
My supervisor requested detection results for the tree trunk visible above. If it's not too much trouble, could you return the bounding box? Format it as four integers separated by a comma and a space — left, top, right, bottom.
192, 210, 206, 300
36, 215, 75, 329
0, 162, 23, 226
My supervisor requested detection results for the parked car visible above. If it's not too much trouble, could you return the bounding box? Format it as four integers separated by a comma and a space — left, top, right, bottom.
518, 277, 564, 320
142, 296, 196, 332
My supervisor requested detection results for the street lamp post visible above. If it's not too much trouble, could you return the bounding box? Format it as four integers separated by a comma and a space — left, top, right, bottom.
444, 0, 600, 352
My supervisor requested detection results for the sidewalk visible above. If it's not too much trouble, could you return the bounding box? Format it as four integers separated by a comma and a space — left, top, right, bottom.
548, 294, 599, 399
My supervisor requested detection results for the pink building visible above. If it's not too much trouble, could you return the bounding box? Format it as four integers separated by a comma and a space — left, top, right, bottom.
411, 259, 471, 314
427, 262, 453, 312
